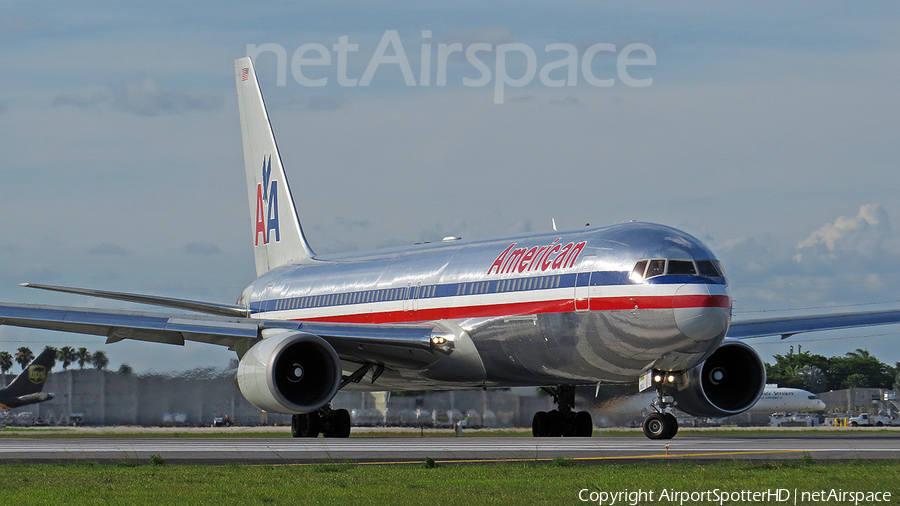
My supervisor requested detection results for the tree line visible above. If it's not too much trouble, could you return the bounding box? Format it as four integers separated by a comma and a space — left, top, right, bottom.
767, 348, 900, 393
0, 346, 109, 376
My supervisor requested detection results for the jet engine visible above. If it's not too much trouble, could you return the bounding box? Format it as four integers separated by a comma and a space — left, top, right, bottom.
670, 339, 766, 417
236, 330, 342, 414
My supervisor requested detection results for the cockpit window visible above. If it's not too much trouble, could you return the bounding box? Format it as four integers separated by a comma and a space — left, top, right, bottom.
630, 260, 648, 283
646, 259, 665, 278
696, 260, 721, 277
714, 260, 727, 280
666, 260, 696, 276
631, 258, 726, 282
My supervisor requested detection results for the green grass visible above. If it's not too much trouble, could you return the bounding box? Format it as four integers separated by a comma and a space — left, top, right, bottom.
0, 459, 896, 505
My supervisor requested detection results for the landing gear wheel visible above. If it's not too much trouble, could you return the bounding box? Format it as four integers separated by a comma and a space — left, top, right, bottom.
547, 409, 564, 437
573, 411, 593, 437
292, 413, 321, 438
663, 413, 678, 438
643, 412, 675, 440
532, 411, 550, 437
324, 409, 352, 438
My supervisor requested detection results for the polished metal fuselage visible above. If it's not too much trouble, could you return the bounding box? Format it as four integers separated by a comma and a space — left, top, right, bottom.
242, 222, 732, 390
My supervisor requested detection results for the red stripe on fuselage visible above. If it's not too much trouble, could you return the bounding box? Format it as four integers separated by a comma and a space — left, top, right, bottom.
268, 294, 731, 325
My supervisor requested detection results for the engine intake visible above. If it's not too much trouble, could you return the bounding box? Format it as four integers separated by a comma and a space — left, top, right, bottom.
236, 330, 342, 414
671, 339, 766, 417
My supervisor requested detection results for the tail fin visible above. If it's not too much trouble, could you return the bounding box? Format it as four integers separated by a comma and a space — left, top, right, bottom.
235, 57, 315, 276
5, 348, 55, 397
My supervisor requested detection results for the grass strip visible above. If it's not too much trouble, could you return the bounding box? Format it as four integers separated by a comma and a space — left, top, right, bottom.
0, 458, 896, 505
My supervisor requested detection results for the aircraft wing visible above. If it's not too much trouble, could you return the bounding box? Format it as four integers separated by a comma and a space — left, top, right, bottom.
727, 308, 900, 340
0, 303, 444, 368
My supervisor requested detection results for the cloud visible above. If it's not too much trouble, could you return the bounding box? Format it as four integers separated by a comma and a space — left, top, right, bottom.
88, 243, 131, 256
51, 88, 112, 110
795, 204, 898, 263
183, 242, 222, 255
52, 78, 222, 116
111, 78, 222, 116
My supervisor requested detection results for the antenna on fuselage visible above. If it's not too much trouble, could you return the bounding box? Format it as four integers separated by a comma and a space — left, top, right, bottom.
552, 218, 558, 232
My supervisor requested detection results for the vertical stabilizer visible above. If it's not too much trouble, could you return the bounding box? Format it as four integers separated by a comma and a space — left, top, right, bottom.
235, 57, 315, 276
5, 348, 55, 397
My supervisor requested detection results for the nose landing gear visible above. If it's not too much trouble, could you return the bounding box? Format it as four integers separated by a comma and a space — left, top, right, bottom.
642, 392, 678, 439
532, 385, 593, 437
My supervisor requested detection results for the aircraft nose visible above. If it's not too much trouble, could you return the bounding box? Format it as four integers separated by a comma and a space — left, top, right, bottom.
673, 284, 731, 342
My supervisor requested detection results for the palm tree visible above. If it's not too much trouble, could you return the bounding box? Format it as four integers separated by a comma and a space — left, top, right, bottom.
57, 346, 77, 370
0, 351, 13, 387
92, 350, 109, 370
14, 347, 34, 371
76, 348, 92, 369
845, 348, 872, 359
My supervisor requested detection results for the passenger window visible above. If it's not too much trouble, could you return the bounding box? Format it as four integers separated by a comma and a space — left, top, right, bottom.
667, 260, 696, 276
646, 259, 665, 278
696, 260, 720, 277
630, 260, 648, 283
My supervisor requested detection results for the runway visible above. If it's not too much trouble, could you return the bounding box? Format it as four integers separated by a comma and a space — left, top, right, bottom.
1, 433, 898, 464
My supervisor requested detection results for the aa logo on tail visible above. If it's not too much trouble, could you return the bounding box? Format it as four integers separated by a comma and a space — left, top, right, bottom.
254, 155, 281, 246
28, 365, 47, 385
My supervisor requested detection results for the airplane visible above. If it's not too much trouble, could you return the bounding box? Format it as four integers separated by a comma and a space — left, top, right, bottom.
0, 349, 56, 410
752, 384, 826, 413
2, 56, 900, 439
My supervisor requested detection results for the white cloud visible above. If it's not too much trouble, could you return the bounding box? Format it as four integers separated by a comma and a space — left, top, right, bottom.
52, 78, 222, 116
795, 204, 897, 262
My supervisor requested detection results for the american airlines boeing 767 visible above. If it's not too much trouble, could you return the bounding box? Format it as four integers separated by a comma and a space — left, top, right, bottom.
2, 57, 899, 439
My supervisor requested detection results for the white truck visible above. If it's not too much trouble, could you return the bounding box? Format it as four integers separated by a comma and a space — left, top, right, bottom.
848, 413, 894, 427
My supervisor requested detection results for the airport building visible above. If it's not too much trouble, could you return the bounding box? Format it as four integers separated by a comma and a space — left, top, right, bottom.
1, 367, 897, 428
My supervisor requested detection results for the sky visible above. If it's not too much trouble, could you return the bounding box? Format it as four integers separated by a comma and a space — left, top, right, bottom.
1, 1, 900, 373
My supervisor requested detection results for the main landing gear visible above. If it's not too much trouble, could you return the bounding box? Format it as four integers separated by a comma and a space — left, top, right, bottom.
291, 405, 351, 438
642, 392, 678, 440
532, 385, 593, 437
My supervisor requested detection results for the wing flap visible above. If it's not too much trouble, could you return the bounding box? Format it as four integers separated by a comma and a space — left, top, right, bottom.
728, 308, 900, 339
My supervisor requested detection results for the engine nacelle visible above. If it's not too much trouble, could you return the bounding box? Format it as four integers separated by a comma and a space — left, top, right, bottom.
671, 339, 766, 417
236, 330, 342, 414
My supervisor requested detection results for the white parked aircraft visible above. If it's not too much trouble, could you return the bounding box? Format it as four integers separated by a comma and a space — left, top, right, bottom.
1, 57, 899, 439
752, 384, 826, 413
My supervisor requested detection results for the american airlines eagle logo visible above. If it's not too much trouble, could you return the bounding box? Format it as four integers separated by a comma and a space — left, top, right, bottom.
254, 155, 280, 246
28, 365, 47, 385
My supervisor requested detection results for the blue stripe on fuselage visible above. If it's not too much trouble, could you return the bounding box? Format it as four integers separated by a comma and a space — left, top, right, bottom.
248, 271, 725, 314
